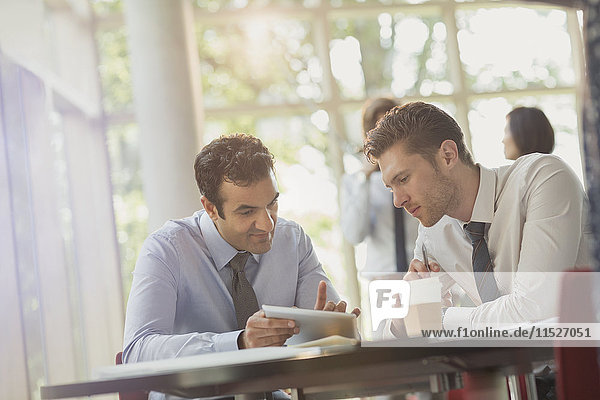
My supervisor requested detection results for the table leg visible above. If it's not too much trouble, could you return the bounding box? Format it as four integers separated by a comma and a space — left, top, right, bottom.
524, 373, 538, 400
462, 371, 509, 400
235, 392, 273, 400
429, 372, 463, 393
291, 388, 305, 400
507, 375, 522, 399
507, 373, 538, 400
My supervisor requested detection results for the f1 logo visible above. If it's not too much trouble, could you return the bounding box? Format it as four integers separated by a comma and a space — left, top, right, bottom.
368, 280, 410, 330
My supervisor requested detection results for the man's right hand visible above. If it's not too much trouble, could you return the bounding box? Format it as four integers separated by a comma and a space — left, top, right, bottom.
238, 310, 299, 349
314, 280, 361, 317
404, 258, 440, 281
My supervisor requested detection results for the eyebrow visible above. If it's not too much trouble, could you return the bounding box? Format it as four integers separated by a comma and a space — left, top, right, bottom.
384, 170, 409, 188
233, 192, 279, 213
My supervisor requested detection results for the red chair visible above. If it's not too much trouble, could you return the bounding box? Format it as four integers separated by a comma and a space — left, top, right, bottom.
115, 352, 149, 400
554, 270, 600, 399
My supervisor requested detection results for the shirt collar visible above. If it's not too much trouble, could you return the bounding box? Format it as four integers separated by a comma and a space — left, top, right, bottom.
469, 164, 496, 224
199, 210, 261, 271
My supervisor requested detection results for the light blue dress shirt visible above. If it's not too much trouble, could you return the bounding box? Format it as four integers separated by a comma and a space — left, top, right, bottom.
123, 210, 339, 363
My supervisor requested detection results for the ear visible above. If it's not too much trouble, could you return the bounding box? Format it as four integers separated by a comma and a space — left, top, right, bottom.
439, 140, 459, 169
201, 196, 220, 222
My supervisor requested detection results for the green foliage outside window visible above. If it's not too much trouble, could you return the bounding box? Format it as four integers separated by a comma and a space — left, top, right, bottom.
94, 0, 583, 306
106, 123, 148, 299
197, 19, 322, 107
96, 27, 133, 113
330, 12, 451, 99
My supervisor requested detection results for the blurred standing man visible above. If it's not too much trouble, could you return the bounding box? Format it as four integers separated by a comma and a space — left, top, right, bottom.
341, 97, 419, 274
364, 102, 589, 331
123, 134, 357, 371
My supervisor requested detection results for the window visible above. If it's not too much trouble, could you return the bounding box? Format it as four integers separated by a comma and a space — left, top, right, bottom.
95, 0, 585, 324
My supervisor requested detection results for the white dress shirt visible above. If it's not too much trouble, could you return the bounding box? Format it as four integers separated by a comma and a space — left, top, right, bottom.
341, 170, 419, 272
414, 154, 590, 330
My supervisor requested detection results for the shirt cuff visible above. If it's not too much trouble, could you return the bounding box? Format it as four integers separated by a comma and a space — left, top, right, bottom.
214, 329, 244, 352
442, 307, 475, 331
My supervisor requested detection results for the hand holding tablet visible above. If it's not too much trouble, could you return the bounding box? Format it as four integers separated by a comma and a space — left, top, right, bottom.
239, 281, 360, 348
262, 305, 358, 345
262, 279, 358, 345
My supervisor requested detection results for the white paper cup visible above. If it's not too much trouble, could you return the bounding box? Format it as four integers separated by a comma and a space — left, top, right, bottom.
404, 277, 443, 337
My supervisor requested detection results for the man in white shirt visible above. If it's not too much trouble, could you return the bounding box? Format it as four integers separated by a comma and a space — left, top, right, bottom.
363, 101, 589, 331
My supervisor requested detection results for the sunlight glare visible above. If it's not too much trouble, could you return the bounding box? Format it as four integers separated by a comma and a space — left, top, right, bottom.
330, 36, 365, 98
311, 109, 330, 132
458, 8, 573, 89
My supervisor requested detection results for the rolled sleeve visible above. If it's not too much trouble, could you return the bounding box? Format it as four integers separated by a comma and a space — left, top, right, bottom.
442, 306, 475, 331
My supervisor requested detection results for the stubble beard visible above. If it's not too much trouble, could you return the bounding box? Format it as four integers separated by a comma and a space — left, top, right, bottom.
420, 173, 460, 228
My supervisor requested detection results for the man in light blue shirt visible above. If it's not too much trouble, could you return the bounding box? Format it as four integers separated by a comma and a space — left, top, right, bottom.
123, 134, 357, 364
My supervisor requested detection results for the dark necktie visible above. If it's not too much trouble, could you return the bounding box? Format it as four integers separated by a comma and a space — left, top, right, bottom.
464, 221, 499, 303
229, 252, 259, 329
394, 207, 409, 272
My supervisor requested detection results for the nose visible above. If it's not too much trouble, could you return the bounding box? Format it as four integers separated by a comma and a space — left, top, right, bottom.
393, 189, 409, 209
255, 209, 275, 232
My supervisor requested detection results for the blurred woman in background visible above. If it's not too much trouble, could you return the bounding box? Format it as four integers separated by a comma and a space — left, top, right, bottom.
502, 106, 555, 160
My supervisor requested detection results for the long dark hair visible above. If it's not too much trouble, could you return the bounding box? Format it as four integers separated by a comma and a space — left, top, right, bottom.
507, 107, 555, 157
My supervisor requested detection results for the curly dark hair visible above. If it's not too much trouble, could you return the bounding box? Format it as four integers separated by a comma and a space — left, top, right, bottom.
364, 101, 474, 167
194, 133, 275, 218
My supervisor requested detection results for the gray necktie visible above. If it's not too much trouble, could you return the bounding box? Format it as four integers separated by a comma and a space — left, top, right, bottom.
229, 251, 259, 329
464, 221, 499, 303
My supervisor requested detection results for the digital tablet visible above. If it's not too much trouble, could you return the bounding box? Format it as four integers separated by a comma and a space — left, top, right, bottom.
262, 305, 358, 345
